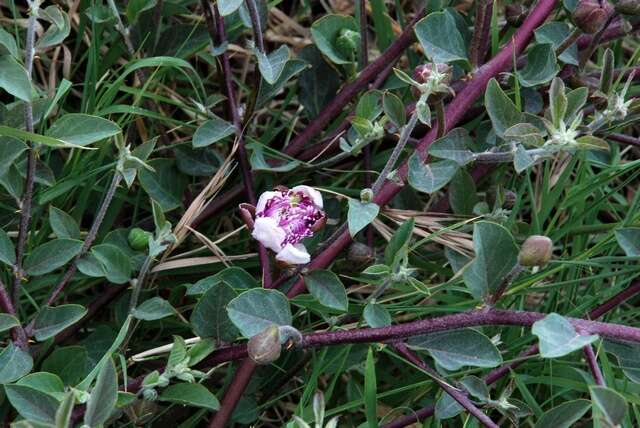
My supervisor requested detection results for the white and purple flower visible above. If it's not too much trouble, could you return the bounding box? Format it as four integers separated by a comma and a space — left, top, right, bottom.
251, 186, 325, 265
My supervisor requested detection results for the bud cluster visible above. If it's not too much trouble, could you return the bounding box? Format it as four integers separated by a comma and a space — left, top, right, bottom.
138, 339, 207, 401
394, 63, 454, 126
546, 116, 581, 147
592, 71, 636, 127
412, 63, 454, 100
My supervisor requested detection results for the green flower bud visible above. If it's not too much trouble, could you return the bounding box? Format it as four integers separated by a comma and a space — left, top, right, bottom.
128, 227, 151, 251
247, 324, 281, 365
336, 28, 360, 57
573, 0, 613, 34
518, 235, 553, 267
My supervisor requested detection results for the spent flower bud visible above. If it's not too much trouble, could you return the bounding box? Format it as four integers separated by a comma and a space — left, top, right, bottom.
360, 188, 374, 203
347, 242, 375, 264
573, 0, 613, 34
615, 0, 640, 15
247, 324, 281, 365
518, 235, 553, 267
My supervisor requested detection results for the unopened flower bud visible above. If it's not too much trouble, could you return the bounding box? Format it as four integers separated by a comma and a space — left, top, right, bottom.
348, 242, 375, 264
505, 4, 528, 26
518, 235, 553, 267
360, 188, 374, 204
128, 227, 151, 251
573, 0, 613, 34
615, 0, 640, 15
247, 324, 281, 365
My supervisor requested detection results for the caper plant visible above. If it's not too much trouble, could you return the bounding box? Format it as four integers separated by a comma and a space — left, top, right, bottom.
1, 0, 640, 427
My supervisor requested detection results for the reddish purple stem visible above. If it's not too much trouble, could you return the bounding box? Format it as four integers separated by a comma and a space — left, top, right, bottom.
202, 0, 271, 287
575, 19, 640, 49
286, 0, 558, 298
282, 8, 425, 157
381, 281, 640, 427
208, 359, 257, 428
199, 0, 640, 425
608, 133, 640, 148
192, 8, 425, 227
201, 306, 640, 367
583, 344, 605, 386
469, 0, 494, 69
393, 343, 499, 428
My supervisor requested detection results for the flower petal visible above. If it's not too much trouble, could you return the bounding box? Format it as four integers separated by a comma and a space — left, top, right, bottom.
291, 185, 323, 208
256, 191, 281, 214
276, 244, 310, 265
252, 216, 285, 252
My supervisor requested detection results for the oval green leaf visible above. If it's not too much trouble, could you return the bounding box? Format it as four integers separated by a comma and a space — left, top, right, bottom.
408, 328, 502, 370
33, 304, 88, 341
46, 114, 121, 146
24, 238, 83, 276
159, 383, 220, 410
304, 270, 348, 312
414, 11, 467, 63
0, 341, 33, 383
